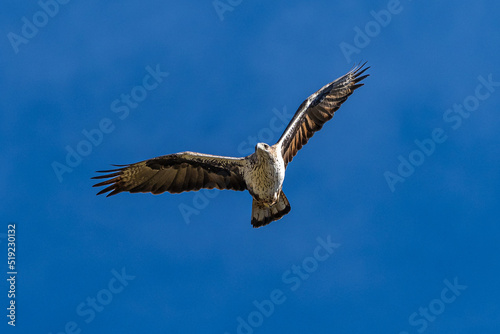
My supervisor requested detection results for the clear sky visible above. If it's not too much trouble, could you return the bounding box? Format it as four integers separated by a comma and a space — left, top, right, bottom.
2, 1, 500, 333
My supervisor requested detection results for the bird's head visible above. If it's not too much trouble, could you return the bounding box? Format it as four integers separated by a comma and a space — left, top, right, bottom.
255, 143, 275, 160
255, 142, 271, 153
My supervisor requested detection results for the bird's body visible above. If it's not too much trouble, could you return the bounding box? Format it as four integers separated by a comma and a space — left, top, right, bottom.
244, 143, 285, 205
93, 64, 369, 227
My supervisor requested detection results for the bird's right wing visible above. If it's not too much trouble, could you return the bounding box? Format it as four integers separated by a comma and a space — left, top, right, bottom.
92, 152, 247, 196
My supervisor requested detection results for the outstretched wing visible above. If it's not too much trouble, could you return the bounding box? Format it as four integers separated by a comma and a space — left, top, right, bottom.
92, 152, 247, 196
276, 63, 369, 166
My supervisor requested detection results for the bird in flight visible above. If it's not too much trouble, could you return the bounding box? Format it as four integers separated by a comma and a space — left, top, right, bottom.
92, 63, 369, 227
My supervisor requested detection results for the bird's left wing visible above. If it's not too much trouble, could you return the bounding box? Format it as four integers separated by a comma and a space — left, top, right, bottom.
92, 152, 247, 196
275, 63, 369, 166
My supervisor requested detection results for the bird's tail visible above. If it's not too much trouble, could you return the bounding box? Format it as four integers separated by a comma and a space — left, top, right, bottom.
251, 190, 291, 228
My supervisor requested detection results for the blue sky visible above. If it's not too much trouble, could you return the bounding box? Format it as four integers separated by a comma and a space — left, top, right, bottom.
1, 0, 500, 333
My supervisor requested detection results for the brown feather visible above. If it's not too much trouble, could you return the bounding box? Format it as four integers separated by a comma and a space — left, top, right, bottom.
92, 152, 247, 196
276, 63, 369, 166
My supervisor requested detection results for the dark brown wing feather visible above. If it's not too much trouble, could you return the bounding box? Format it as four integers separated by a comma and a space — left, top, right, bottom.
276, 63, 369, 166
92, 152, 247, 196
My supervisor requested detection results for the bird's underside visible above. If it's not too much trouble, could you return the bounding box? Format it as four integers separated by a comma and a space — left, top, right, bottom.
92, 63, 369, 227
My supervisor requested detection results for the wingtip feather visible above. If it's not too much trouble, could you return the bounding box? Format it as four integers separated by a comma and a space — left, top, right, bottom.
355, 68, 370, 79
96, 187, 112, 196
